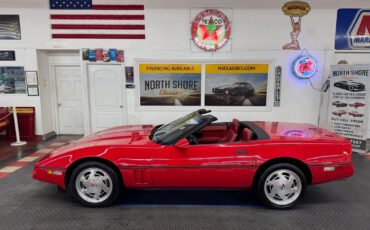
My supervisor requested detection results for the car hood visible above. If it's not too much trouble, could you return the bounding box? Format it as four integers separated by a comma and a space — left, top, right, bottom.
78, 124, 155, 144
252, 121, 348, 142
53, 125, 158, 154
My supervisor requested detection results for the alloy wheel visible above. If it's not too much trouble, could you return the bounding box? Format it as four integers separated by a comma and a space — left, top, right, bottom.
75, 167, 113, 204
263, 169, 302, 206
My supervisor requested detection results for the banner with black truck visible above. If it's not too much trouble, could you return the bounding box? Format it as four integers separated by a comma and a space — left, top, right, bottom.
204, 64, 269, 106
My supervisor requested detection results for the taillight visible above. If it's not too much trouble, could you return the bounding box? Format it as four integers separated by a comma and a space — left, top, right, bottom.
343, 145, 352, 162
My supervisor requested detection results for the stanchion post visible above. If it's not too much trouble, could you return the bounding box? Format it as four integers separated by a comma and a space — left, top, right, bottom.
10, 106, 27, 147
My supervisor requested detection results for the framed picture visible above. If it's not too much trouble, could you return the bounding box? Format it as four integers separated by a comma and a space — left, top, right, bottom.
0, 66, 26, 94
204, 64, 269, 107
0, 15, 21, 40
27, 86, 39, 96
0, 51, 15, 61
125, 66, 134, 84
139, 63, 201, 106
25, 71, 38, 85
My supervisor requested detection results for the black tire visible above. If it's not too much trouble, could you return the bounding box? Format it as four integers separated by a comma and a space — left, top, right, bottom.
68, 161, 121, 207
257, 163, 306, 209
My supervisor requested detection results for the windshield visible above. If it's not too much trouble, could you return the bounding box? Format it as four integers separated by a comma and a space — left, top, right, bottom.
151, 111, 207, 144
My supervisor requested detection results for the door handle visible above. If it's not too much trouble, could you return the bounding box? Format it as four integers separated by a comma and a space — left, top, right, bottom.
57, 103, 62, 107
235, 150, 247, 154
119, 105, 124, 108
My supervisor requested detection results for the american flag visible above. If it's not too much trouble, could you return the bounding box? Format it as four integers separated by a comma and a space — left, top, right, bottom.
49, 0, 145, 39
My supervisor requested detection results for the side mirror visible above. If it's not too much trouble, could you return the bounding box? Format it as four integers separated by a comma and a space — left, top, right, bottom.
174, 138, 190, 149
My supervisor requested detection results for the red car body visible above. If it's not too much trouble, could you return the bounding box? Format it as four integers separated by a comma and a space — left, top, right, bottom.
348, 111, 364, 117
332, 110, 347, 117
33, 121, 353, 190
349, 102, 365, 108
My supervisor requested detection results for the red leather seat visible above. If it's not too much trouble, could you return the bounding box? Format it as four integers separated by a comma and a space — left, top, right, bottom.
219, 119, 239, 143
242, 128, 253, 141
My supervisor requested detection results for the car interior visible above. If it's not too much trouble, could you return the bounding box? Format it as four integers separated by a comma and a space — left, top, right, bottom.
191, 119, 257, 145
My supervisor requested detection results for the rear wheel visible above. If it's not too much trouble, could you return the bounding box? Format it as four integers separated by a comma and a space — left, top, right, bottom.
68, 161, 121, 207
257, 163, 306, 209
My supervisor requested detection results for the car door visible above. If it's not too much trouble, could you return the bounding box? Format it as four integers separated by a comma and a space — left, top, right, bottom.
149, 142, 256, 188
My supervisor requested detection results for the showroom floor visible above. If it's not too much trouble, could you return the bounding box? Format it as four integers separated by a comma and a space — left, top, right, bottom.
0, 136, 370, 230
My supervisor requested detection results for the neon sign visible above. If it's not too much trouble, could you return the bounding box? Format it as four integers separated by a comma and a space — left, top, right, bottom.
293, 55, 317, 79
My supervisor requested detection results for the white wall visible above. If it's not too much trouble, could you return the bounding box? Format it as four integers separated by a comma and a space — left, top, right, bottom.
0, 49, 44, 135
0, 7, 337, 50
0, 0, 367, 135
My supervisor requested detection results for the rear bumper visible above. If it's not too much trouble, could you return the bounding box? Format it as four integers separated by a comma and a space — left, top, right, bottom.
33, 166, 66, 189
309, 163, 354, 185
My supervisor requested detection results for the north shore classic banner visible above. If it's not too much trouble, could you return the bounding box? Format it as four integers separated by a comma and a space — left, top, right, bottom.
205, 64, 269, 106
329, 64, 370, 153
139, 64, 201, 106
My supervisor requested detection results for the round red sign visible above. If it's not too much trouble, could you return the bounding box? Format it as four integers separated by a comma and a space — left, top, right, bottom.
191, 9, 231, 51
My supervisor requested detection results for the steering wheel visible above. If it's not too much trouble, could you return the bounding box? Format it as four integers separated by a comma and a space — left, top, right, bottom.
187, 134, 199, 145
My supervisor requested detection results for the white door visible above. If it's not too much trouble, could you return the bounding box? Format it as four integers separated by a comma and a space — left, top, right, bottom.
88, 64, 125, 133
334, 53, 370, 137
55, 65, 84, 134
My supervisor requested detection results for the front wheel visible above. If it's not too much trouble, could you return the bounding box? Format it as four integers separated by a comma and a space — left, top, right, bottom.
69, 161, 121, 207
257, 163, 306, 209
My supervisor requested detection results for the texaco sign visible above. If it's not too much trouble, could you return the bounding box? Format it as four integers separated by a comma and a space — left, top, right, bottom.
191, 9, 231, 51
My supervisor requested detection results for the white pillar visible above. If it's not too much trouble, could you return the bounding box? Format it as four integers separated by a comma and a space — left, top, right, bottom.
11, 106, 27, 147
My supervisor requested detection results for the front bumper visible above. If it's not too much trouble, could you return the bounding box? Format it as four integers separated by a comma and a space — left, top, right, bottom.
33, 166, 66, 189
309, 163, 354, 184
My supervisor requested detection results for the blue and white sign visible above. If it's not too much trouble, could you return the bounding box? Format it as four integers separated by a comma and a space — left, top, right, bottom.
335, 9, 370, 50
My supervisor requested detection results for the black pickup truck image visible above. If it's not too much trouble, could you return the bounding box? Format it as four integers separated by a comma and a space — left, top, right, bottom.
212, 82, 255, 104
333, 81, 365, 92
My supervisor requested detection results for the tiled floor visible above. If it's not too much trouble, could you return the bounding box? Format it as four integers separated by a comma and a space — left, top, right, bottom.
0, 135, 81, 178
0, 136, 370, 229
0, 139, 39, 163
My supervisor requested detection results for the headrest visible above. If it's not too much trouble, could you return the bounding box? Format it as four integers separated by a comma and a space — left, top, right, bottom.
231, 119, 239, 132
243, 128, 253, 141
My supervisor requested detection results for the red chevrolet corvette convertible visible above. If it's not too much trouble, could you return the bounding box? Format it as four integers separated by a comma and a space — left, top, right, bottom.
33, 109, 354, 209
